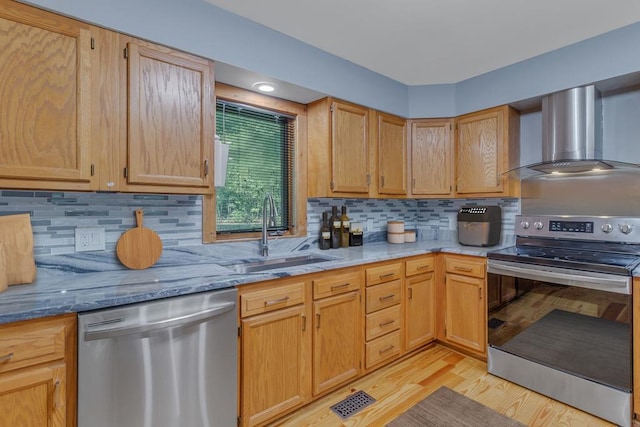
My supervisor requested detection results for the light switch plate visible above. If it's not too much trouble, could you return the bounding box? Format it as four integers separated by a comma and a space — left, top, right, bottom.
75, 227, 105, 252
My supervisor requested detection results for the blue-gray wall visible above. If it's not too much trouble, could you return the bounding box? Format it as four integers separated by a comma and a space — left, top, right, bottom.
20, 0, 640, 117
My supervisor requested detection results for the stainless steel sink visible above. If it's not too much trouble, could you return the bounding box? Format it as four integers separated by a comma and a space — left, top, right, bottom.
228, 254, 338, 274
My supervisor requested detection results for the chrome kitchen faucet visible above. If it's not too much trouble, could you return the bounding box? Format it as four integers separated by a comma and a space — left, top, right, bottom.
260, 193, 277, 256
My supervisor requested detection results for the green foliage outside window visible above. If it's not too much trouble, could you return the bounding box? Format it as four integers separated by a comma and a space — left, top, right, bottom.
216, 101, 294, 233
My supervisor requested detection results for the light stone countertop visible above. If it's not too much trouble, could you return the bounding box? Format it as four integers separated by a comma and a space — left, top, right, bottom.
0, 240, 511, 325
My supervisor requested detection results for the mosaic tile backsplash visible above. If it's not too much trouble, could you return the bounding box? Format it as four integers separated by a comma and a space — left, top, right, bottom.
0, 190, 519, 256
0, 191, 202, 255
307, 198, 519, 243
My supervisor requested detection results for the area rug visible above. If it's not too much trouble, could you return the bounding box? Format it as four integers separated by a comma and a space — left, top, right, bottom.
387, 386, 525, 427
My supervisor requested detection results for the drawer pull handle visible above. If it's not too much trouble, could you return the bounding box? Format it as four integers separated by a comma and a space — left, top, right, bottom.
302, 315, 306, 331
379, 345, 394, 354
0, 352, 14, 362
379, 320, 395, 327
379, 272, 395, 279
264, 296, 290, 306
316, 313, 321, 329
331, 283, 350, 291
417, 265, 430, 270
454, 266, 473, 272
379, 294, 395, 301
53, 380, 61, 409
408, 288, 413, 300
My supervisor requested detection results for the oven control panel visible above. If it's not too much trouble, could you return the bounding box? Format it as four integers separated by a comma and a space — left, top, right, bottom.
516, 215, 640, 243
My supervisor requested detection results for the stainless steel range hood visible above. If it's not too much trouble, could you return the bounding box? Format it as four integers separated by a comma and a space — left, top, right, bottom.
507, 85, 639, 178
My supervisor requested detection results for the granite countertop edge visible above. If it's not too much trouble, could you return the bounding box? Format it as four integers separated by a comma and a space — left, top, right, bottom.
0, 241, 505, 325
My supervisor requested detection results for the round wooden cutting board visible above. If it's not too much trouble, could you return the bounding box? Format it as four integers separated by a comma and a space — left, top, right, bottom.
116, 210, 163, 269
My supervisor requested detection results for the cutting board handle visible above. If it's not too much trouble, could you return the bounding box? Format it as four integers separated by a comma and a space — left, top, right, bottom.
135, 209, 144, 228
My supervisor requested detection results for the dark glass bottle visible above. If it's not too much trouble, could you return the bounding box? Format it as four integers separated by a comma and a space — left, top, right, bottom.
319, 212, 331, 250
340, 206, 350, 248
330, 206, 341, 249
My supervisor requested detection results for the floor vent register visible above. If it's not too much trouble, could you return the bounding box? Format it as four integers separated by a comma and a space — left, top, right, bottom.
329, 390, 377, 420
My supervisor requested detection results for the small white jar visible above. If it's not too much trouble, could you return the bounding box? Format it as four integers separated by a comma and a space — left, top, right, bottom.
387, 221, 405, 234
404, 230, 416, 243
387, 232, 405, 244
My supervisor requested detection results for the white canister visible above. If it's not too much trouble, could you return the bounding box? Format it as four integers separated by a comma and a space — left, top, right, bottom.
387, 232, 405, 244
387, 221, 405, 234
404, 230, 416, 243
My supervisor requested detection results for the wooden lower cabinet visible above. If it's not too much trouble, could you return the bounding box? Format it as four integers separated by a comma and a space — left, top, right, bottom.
0, 314, 76, 427
404, 255, 435, 353
445, 273, 486, 353
313, 291, 362, 395
405, 272, 435, 351
238, 277, 311, 427
0, 363, 66, 427
235, 255, 496, 425
240, 305, 310, 427
633, 277, 640, 419
439, 254, 487, 356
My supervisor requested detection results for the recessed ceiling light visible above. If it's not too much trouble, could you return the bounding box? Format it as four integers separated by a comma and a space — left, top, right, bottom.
253, 82, 275, 93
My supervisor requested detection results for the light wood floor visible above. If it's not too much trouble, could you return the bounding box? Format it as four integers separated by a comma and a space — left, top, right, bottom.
273, 344, 614, 426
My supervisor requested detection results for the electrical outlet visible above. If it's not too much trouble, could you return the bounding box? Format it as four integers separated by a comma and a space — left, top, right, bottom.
366, 219, 374, 231
75, 227, 105, 252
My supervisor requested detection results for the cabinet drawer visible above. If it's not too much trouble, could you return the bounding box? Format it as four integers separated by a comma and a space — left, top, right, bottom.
366, 280, 402, 314
365, 330, 401, 369
240, 281, 305, 317
405, 257, 434, 276
445, 257, 485, 278
313, 271, 362, 300
366, 263, 402, 286
365, 305, 401, 341
0, 319, 67, 374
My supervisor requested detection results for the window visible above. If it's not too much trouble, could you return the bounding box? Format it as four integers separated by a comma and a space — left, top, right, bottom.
215, 99, 295, 234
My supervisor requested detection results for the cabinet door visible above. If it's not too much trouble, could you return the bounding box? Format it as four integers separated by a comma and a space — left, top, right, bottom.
313, 291, 361, 395
241, 305, 310, 427
126, 41, 214, 191
0, 4, 93, 188
377, 112, 407, 195
455, 108, 504, 194
405, 273, 435, 351
0, 363, 66, 427
445, 273, 486, 353
410, 119, 453, 196
331, 101, 369, 194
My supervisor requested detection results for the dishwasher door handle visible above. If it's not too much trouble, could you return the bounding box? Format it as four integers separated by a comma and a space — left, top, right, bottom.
84, 301, 236, 341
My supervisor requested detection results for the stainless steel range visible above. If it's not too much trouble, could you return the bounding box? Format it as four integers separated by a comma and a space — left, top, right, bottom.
487, 214, 640, 427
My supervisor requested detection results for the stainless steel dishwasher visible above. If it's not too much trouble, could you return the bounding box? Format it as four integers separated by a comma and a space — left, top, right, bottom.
77, 287, 237, 427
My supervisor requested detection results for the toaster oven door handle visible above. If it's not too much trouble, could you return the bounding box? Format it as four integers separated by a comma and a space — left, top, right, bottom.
487, 260, 631, 295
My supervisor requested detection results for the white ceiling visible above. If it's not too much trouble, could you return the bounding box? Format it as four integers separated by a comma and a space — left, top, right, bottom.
205, 0, 640, 86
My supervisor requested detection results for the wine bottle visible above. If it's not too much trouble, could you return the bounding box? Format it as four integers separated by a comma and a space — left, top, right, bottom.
330, 206, 341, 249
340, 206, 350, 248
319, 212, 331, 250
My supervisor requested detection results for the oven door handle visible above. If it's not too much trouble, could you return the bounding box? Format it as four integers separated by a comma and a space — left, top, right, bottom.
487, 261, 631, 295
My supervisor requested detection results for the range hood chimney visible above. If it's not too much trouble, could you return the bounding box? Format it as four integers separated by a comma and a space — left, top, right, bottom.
508, 85, 639, 177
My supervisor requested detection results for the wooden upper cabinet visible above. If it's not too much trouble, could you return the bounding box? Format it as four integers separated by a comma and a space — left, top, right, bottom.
454, 105, 520, 197
308, 98, 370, 197
123, 39, 214, 193
331, 100, 370, 194
376, 112, 407, 196
409, 119, 454, 197
0, 1, 94, 190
